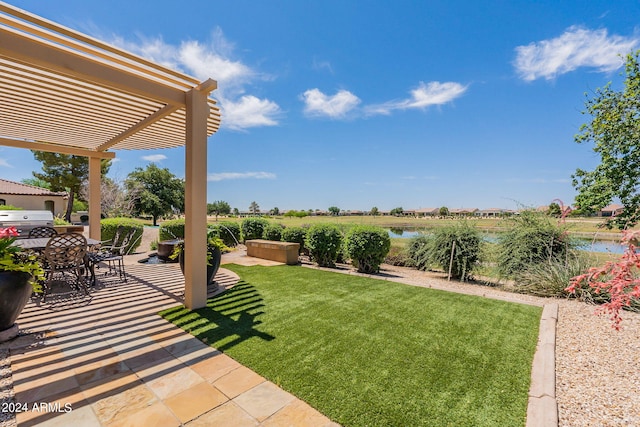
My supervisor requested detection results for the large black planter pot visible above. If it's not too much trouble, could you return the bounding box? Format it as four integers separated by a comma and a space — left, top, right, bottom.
179, 246, 222, 290
0, 271, 32, 338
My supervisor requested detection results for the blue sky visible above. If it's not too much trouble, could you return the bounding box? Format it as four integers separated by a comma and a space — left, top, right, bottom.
2, 0, 640, 212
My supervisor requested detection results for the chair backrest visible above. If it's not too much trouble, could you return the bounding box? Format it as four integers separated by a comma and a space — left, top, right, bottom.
44, 232, 87, 269
29, 226, 58, 239
110, 228, 138, 256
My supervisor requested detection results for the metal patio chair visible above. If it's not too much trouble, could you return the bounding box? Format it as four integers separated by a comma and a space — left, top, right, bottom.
87, 227, 137, 285
28, 226, 58, 239
42, 232, 89, 301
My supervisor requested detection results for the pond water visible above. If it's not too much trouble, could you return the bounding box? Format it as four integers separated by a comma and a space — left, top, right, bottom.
387, 229, 625, 254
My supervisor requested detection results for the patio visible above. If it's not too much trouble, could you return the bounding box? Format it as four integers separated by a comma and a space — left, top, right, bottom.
3, 259, 336, 426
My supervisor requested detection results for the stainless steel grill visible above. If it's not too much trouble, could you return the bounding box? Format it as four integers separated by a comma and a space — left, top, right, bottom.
0, 210, 54, 239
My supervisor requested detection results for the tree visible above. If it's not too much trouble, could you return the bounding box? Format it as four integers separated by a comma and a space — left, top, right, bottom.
370, 207, 379, 216
80, 176, 134, 218
21, 177, 50, 189
249, 201, 260, 215
390, 207, 404, 216
439, 206, 449, 217
547, 202, 562, 217
207, 200, 231, 220
32, 152, 111, 222
328, 206, 340, 216
269, 207, 280, 215
125, 163, 184, 226
573, 50, 640, 229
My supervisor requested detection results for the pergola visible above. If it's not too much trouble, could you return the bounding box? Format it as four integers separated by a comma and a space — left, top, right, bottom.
0, 2, 221, 309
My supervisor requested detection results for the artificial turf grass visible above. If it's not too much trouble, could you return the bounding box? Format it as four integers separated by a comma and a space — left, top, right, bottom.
160, 264, 542, 427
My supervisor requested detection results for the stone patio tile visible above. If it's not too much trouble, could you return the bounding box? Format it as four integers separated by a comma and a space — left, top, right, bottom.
90, 382, 158, 425
106, 401, 181, 427
15, 386, 88, 427
233, 381, 296, 422
185, 401, 259, 427
14, 366, 80, 403
142, 362, 206, 400
34, 405, 102, 427
190, 352, 241, 383
262, 399, 339, 427
173, 344, 221, 366
74, 356, 129, 386
213, 365, 265, 399
163, 381, 229, 423
79, 371, 140, 405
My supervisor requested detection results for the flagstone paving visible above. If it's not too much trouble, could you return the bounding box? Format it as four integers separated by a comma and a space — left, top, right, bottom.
6, 256, 338, 426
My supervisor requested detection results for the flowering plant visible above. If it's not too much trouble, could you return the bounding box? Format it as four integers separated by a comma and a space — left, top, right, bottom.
0, 227, 44, 289
567, 230, 640, 330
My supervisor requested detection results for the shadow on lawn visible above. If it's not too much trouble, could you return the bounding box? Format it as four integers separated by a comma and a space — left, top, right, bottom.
166, 280, 275, 352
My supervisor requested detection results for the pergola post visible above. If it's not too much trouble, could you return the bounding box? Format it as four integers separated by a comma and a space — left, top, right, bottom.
184, 86, 210, 309
88, 156, 102, 240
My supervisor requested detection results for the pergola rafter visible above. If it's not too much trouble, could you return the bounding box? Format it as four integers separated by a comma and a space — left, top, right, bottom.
0, 2, 220, 309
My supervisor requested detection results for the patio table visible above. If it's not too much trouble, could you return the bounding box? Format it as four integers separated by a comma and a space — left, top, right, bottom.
14, 237, 100, 250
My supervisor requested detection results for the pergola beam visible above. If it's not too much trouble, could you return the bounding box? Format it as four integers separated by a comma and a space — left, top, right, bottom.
0, 27, 186, 106
0, 137, 115, 159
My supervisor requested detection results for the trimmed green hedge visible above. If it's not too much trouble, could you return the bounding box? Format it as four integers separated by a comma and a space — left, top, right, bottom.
159, 219, 185, 241
344, 225, 391, 273
281, 226, 308, 254
209, 221, 241, 247
241, 217, 270, 241
305, 223, 343, 267
100, 217, 144, 254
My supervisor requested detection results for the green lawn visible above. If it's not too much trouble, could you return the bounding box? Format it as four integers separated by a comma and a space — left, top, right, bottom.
160, 265, 542, 426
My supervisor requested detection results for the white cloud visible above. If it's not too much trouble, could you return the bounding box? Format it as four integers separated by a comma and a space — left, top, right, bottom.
0, 158, 13, 168
514, 26, 639, 81
108, 28, 280, 130
208, 171, 276, 182
142, 154, 167, 162
301, 89, 361, 118
365, 81, 468, 116
220, 95, 280, 130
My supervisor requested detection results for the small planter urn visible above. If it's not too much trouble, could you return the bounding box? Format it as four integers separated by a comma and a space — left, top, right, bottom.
0, 271, 33, 341
178, 245, 222, 291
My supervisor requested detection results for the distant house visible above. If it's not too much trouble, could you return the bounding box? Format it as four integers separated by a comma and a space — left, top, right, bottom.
449, 208, 479, 217
598, 203, 624, 217
0, 178, 67, 216
475, 208, 505, 217
415, 207, 439, 217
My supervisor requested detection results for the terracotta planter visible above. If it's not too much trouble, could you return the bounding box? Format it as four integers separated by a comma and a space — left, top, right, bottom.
179, 246, 222, 289
0, 271, 32, 335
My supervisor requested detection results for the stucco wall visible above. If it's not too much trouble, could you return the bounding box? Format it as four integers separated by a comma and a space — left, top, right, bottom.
0, 194, 67, 217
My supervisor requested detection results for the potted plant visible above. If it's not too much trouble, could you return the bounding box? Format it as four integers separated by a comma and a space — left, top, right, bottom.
0, 227, 44, 341
171, 230, 229, 290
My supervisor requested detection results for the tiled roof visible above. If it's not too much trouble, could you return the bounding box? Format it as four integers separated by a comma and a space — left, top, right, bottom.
0, 178, 67, 196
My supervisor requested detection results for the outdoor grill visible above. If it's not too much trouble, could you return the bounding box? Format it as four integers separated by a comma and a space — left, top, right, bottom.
0, 210, 54, 239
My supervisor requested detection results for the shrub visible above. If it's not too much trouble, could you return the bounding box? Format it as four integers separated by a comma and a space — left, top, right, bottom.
407, 223, 483, 281
281, 226, 308, 254
262, 223, 285, 241
429, 222, 483, 281
305, 224, 343, 267
241, 217, 270, 242
209, 221, 241, 247
497, 210, 575, 279
344, 226, 391, 273
515, 253, 601, 298
384, 244, 413, 267
159, 219, 185, 241
407, 234, 432, 271
100, 217, 144, 254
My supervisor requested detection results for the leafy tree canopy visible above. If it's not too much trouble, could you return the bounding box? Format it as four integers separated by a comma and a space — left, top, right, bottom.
390, 207, 404, 216
328, 206, 340, 216
573, 50, 640, 229
31, 152, 110, 221
125, 163, 184, 226
207, 200, 231, 219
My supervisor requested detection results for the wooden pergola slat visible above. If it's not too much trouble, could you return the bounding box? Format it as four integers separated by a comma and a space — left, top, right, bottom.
0, 2, 221, 309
